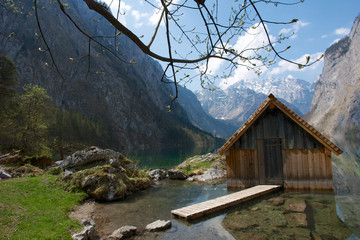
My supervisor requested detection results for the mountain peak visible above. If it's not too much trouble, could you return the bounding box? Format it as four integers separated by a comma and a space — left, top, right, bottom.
195, 76, 314, 128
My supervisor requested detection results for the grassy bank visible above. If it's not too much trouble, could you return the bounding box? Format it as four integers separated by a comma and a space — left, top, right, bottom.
0, 174, 86, 240
176, 153, 225, 176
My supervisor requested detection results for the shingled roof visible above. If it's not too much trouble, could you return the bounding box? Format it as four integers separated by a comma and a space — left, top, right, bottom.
217, 94, 343, 156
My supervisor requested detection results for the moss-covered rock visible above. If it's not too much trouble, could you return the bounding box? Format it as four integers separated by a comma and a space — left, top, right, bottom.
56, 147, 152, 201
176, 153, 226, 183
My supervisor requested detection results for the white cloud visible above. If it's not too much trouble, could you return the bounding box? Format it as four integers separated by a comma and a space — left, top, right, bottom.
149, 6, 163, 26
219, 59, 267, 89
334, 27, 350, 36
233, 23, 274, 57
279, 21, 309, 39
269, 52, 323, 75
131, 10, 142, 21
219, 23, 274, 88
200, 57, 224, 75
131, 10, 150, 28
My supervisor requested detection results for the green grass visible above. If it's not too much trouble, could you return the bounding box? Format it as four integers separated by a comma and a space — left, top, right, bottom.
0, 174, 86, 240
177, 153, 225, 176
181, 161, 213, 175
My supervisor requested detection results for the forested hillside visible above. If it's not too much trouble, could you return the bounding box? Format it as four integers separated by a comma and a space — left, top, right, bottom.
0, 0, 229, 157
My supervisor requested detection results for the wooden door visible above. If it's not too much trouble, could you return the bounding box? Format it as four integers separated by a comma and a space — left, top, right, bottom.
263, 139, 283, 184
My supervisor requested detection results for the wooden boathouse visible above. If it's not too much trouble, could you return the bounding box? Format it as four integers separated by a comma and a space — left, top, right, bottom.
217, 94, 343, 191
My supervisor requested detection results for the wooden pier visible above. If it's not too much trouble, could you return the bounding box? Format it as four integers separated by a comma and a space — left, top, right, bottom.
171, 185, 281, 220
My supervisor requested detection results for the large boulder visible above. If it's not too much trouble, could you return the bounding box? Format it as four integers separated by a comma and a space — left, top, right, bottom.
58, 146, 123, 170
192, 165, 226, 182
176, 153, 226, 182
57, 147, 152, 201
58, 165, 151, 201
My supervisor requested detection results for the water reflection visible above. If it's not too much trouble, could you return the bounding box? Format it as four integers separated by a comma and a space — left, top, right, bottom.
222, 191, 355, 240
336, 195, 360, 237
93, 180, 232, 238
91, 179, 357, 240
131, 147, 221, 169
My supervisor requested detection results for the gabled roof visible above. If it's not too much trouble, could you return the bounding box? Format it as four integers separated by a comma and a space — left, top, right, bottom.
217, 93, 343, 156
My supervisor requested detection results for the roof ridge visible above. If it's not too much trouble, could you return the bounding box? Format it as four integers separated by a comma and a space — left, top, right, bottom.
217, 94, 343, 156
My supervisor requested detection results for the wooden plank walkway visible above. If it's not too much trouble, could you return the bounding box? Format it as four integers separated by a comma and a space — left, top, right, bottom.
171, 185, 281, 220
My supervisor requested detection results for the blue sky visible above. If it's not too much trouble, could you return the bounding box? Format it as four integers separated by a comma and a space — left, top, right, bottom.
103, 0, 359, 91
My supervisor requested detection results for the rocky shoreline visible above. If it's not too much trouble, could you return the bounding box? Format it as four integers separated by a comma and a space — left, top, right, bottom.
64, 149, 227, 240
1, 147, 228, 240
149, 153, 227, 184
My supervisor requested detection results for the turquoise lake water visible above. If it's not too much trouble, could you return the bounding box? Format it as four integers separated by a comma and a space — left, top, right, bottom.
92, 152, 359, 240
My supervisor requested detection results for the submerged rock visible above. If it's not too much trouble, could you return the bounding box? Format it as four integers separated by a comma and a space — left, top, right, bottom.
286, 213, 308, 228
223, 193, 352, 240
268, 197, 285, 206
284, 199, 307, 213
145, 220, 172, 232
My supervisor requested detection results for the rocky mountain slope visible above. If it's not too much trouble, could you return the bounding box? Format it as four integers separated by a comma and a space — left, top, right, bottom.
306, 15, 360, 155
177, 87, 236, 137
306, 13, 360, 194
305, 13, 360, 234
231, 77, 315, 114
195, 77, 312, 127
0, 0, 230, 153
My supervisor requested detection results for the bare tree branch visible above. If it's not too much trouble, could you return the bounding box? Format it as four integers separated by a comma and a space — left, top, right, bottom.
34, 0, 64, 80
30, 0, 322, 103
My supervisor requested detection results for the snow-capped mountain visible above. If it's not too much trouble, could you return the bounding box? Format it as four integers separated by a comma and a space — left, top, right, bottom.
230, 77, 315, 114
195, 76, 315, 126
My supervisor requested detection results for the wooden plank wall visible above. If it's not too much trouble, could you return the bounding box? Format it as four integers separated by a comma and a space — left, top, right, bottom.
227, 149, 258, 188
230, 107, 324, 151
282, 148, 333, 190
